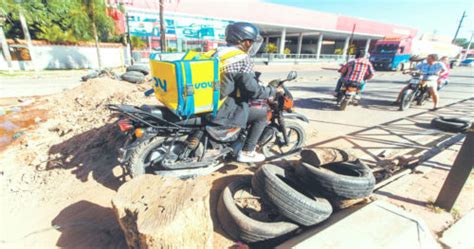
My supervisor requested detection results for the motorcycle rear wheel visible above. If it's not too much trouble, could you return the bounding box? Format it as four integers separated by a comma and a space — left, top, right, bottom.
339, 97, 350, 111
127, 136, 204, 178
261, 121, 306, 158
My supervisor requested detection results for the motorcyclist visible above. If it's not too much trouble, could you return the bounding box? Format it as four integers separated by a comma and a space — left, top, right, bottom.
335, 50, 375, 100
212, 22, 282, 163
394, 54, 447, 111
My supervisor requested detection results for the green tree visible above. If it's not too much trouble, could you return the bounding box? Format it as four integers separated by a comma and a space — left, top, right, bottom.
264, 42, 277, 53
454, 38, 471, 49
1, 0, 117, 42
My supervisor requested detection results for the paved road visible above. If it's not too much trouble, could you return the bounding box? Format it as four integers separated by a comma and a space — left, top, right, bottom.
0, 75, 82, 98
257, 65, 474, 165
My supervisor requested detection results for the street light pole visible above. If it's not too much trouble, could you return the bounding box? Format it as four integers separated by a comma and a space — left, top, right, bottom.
159, 0, 167, 52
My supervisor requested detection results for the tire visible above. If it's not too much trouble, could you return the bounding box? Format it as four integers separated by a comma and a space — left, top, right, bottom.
399, 89, 414, 111
251, 168, 277, 209
336, 92, 344, 105
300, 160, 376, 199
339, 97, 350, 111
126, 64, 150, 75
217, 176, 299, 243
262, 121, 306, 158
257, 164, 333, 226
431, 117, 472, 133
121, 71, 145, 84
81, 71, 99, 81
127, 137, 166, 178
416, 89, 428, 106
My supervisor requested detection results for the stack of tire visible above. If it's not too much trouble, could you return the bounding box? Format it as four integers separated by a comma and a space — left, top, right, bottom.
121, 65, 150, 84
217, 149, 376, 244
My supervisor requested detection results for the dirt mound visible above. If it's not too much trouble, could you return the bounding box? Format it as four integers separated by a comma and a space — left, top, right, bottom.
0, 78, 156, 213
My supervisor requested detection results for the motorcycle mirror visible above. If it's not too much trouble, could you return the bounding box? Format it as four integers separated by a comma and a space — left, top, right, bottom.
287, 71, 297, 81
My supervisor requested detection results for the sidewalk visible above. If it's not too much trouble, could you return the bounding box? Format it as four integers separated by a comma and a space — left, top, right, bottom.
373, 138, 473, 239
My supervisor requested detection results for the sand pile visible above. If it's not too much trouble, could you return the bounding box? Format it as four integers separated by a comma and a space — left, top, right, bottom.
0, 78, 156, 208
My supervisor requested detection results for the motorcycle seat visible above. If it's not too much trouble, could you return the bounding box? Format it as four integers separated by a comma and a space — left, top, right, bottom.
206, 126, 241, 142
140, 105, 208, 126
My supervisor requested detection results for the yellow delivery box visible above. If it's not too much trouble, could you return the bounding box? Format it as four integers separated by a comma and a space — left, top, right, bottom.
149, 53, 220, 117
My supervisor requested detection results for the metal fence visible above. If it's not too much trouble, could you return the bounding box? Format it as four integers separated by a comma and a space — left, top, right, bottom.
255, 53, 354, 62
131, 51, 353, 65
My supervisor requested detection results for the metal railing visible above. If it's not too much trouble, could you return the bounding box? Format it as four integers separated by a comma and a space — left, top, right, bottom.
255, 53, 354, 62
130, 50, 355, 65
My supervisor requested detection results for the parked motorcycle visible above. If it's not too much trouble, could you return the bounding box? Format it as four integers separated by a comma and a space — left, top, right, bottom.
399, 71, 431, 111
336, 81, 362, 111
108, 71, 308, 178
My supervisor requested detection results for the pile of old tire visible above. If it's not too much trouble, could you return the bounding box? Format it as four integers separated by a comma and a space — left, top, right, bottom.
121, 65, 150, 84
298, 148, 376, 203
217, 175, 300, 244
217, 149, 376, 244
431, 117, 472, 133
217, 164, 334, 243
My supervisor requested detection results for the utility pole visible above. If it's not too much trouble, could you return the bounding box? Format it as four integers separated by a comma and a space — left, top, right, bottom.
159, 0, 167, 52
346, 23, 356, 62
18, 10, 38, 71
464, 32, 473, 60
87, 1, 102, 69
452, 11, 466, 44
0, 13, 13, 72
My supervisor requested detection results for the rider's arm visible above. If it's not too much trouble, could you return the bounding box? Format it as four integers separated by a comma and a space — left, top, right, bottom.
236, 56, 276, 99
365, 62, 375, 80
239, 72, 276, 99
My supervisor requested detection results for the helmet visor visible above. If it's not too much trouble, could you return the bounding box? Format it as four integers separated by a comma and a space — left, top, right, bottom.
248, 35, 263, 56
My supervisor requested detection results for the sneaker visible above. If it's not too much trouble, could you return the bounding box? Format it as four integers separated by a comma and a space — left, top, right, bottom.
237, 150, 265, 163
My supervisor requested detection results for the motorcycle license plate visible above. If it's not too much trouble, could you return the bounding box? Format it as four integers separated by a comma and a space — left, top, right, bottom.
409, 79, 419, 84
345, 87, 357, 95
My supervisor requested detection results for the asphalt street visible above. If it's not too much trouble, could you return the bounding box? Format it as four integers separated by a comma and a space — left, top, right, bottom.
257, 66, 474, 165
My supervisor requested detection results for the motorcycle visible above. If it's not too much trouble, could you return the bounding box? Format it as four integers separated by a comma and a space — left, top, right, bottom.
107, 71, 308, 179
336, 81, 362, 111
399, 71, 431, 111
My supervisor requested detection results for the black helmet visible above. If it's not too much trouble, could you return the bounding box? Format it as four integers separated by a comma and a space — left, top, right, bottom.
225, 22, 260, 45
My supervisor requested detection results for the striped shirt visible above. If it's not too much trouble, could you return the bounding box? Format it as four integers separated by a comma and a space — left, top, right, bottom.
339, 58, 375, 83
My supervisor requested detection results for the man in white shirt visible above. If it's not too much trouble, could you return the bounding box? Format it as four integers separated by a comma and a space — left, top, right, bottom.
395, 54, 447, 111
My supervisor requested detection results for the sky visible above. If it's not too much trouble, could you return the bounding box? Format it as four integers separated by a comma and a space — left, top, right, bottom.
265, 0, 474, 40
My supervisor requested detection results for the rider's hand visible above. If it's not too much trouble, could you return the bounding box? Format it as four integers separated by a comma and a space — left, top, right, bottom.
276, 87, 285, 95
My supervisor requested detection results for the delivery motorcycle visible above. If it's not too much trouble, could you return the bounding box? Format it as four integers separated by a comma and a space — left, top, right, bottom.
399, 71, 431, 111
108, 71, 308, 179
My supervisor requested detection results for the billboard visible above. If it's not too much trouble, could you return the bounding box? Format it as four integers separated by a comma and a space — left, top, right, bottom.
128, 12, 231, 41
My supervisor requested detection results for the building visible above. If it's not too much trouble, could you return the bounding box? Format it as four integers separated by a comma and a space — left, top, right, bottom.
107, 0, 417, 60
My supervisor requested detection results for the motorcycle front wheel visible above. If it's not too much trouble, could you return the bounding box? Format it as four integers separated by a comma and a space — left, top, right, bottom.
261, 121, 306, 158
399, 89, 415, 111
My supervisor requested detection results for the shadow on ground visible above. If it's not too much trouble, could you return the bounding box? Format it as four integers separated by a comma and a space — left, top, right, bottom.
46, 123, 127, 191
52, 200, 127, 248
306, 97, 474, 169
